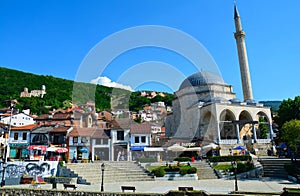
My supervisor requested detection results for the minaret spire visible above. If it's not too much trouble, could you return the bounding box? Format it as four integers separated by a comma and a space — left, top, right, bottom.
234, 3, 254, 101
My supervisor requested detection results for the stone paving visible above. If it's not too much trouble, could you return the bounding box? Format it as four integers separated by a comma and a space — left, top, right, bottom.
4, 177, 299, 194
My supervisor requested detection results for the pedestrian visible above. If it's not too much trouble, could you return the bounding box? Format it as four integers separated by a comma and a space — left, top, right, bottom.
72, 151, 77, 163
89, 152, 93, 163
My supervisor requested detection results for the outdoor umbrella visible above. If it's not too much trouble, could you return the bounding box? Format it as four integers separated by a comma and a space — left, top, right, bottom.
27, 145, 47, 151
46, 146, 58, 152
202, 143, 219, 150
79, 148, 89, 153
55, 147, 68, 153
233, 146, 246, 150
167, 144, 186, 152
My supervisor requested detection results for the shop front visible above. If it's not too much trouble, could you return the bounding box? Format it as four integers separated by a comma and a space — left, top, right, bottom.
9, 143, 29, 160
114, 143, 128, 161
27, 145, 47, 161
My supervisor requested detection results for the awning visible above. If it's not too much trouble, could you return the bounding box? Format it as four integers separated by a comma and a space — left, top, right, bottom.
183, 147, 202, 151
130, 146, 145, 151
144, 147, 164, 152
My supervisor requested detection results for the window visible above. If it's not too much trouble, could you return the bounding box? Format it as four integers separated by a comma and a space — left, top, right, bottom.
117, 131, 124, 140
95, 138, 102, 145
81, 137, 87, 143
135, 136, 139, 143
22, 132, 27, 140
14, 133, 18, 140
141, 136, 146, 143
102, 138, 108, 144
73, 137, 78, 143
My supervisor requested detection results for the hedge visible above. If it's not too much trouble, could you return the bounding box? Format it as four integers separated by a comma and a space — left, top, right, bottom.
173, 157, 191, 162
136, 157, 156, 163
152, 167, 165, 177
208, 155, 252, 162
152, 165, 197, 177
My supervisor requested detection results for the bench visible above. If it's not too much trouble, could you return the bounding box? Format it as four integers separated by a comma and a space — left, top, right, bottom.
63, 183, 77, 190
29, 184, 41, 189
178, 186, 193, 191
121, 186, 136, 192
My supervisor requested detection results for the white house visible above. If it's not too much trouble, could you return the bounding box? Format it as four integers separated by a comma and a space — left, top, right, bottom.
0, 113, 35, 127
110, 119, 131, 161
8, 124, 36, 160
130, 122, 152, 161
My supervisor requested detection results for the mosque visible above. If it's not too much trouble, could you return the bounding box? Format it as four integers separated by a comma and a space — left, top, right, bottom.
165, 4, 274, 156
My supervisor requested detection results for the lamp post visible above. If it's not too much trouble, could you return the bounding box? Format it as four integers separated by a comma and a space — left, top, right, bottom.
232, 161, 238, 192
101, 163, 105, 192
1, 101, 14, 187
0, 163, 6, 187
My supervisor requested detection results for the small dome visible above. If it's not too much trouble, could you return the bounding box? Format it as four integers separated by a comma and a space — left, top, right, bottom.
230, 98, 242, 104
179, 71, 226, 90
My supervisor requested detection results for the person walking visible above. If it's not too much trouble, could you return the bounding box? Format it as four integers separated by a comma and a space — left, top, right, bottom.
72, 151, 77, 163
88, 152, 93, 163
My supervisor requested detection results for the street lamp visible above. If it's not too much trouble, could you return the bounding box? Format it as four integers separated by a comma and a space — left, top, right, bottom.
1, 101, 15, 187
101, 163, 105, 192
232, 161, 238, 192
0, 163, 7, 187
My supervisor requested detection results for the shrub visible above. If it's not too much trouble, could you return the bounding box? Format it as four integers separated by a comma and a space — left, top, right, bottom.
179, 168, 188, 176
152, 167, 165, 177
187, 167, 197, 174
137, 157, 156, 163
209, 155, 252, 162
164, 165, 180, 172
229, 162, 255, 174
284, 164, 300, 177
174, 157, 191, 162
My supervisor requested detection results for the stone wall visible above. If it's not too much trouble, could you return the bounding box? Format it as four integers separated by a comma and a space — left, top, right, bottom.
0, 188, 163, 196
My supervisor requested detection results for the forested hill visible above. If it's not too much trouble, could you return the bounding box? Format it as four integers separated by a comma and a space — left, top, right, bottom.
259, 101, 282, 112
0, 67, 174, 114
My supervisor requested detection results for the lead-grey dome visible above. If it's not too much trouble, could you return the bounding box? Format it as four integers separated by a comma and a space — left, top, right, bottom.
179, 71, 226, 90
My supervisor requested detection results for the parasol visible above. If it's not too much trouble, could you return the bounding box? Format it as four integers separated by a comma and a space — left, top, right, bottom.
233, 146, 246, 150
27, 145, 47, 151
167, 144, 186, 152
55, 147, 68, 153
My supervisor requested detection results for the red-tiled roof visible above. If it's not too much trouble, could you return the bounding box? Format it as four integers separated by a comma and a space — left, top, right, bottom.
92, 129, 110, 139
68, 127, 95, 137
0, 113, 11, 117
111, 118, 131, 129
130, 122, 151, 134
35, 114, 50, 120
53, 113, 71, 119
11, 124, 37, 130
48, 126, 72, 133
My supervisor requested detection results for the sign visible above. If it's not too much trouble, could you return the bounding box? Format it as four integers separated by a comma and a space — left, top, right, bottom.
130, 146, 145, 151
182, 142, 196, 147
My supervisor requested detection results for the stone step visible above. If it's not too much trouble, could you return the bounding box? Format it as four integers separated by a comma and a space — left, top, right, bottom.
65, 161, 154, 184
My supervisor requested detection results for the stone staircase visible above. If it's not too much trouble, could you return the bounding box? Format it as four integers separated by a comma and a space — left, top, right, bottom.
259, 158, 291, 179
65, 161, 154, 185
190, 161, 218, 180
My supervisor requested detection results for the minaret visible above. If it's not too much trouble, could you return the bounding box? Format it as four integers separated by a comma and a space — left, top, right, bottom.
234, 3, 253, 101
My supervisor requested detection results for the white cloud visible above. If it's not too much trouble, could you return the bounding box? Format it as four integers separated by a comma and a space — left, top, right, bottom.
90, 76, 134, 91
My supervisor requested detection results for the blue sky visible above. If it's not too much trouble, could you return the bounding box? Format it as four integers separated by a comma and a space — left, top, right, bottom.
1, 1, 299, 101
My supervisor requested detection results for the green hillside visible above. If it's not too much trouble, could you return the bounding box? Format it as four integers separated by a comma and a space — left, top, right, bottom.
259, 101, 282, 112
0, 67, 174, 114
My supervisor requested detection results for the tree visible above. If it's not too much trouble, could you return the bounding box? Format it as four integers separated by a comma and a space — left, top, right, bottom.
133, 117, 142, 123
281, 119, 300, 152
258, 116, 269, 139
275, 96, 300, 128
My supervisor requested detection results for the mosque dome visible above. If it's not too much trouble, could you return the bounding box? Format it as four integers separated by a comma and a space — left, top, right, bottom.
179, 71, 226, 90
